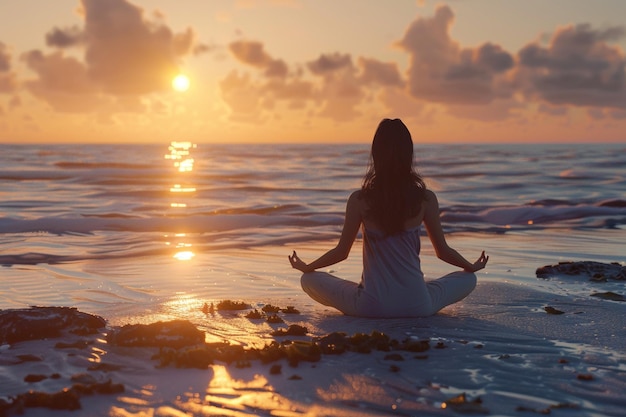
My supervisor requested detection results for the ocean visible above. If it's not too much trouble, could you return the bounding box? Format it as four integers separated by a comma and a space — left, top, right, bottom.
1, 142, 626, 416
1, 142, 625, 323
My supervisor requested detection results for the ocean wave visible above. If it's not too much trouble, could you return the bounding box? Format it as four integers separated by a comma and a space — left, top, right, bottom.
54, 161, 153, 169
1, 199, 624, 236
440, 201, 626, 229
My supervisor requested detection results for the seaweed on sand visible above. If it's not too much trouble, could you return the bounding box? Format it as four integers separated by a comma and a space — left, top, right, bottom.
216, 300, 251, 311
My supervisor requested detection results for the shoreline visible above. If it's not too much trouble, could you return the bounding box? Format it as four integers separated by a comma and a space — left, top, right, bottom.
1, 279, 625, 416
1, 228, 625, 416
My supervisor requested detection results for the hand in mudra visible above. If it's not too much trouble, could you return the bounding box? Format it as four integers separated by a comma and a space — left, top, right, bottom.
288, 251, 309, 272
466, 251, 489, 272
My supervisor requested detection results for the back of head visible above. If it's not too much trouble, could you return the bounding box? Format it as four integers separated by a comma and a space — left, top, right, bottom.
362, 119, 426, 235
371, 119, 414, 179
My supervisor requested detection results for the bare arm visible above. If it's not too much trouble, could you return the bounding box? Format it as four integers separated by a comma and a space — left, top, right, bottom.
423, 190, 488, 272
289, 191, 362, 273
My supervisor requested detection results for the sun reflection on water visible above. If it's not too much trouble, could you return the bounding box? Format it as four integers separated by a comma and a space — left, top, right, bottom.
165, 141, 197, 261
174, 251, 195, 261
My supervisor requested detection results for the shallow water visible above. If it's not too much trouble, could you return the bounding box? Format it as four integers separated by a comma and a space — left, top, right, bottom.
1, 142, 625, 322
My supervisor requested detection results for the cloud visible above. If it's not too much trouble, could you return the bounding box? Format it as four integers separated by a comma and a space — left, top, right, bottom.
80, 0, 195, 95
0, 42, 11, 72
219, 70, 266, 123
396, 5, 514, 105
222, 41, 316, 122
22, 50, 105, 112
377, 88, 428, 121
357, 57, 404, 87
307, 53, 353, 75
223, 43, 366, 122
0, 42, 18, 94
537, 103, 569, 116
447, 98, 524, 122
23, 0, 205, 111
229, 40, 288, 77
517, 23, 626, 109
46, 25, 84, 48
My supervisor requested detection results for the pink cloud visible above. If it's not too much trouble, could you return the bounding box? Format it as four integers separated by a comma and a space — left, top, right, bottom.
396, 5, 515, 105
0, 42, 17, 94
307, 53, 353, 76
229, 40, 288, 78
517, 24, 626, 109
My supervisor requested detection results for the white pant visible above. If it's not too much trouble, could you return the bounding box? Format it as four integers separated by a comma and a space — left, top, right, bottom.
301, 270, 476, 318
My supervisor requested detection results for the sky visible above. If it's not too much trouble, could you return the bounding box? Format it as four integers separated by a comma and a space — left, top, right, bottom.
1, 0, 625, 144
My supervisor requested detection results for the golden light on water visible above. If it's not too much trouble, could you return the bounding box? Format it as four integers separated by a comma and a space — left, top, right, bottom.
176, 158, 194, 172
172, 74, 190, 92
174, 251, 195, 261
164, 141, 197, 261
170, 184, 196, 193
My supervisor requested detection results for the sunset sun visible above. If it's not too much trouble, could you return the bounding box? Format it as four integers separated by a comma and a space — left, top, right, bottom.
172, 74, 190, 92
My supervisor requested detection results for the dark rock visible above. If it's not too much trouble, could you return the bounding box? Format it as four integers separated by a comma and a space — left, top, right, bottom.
0, 306, 106, 344
266, 314, 284, 324
590, 291, 626, 302
261, 304, 281, 313
271, 324, 307, 336
536, 261, 626, 281
400, 338, 430, 352
389, 365, 401, 372
384, 353, 404, 361
16, 354, 43, 363
107, 319, 204, 348
216, 300, 250, 311
24, 374, 47, 383
442, 393, 489, 414
19, 389, 82, 411
254, 341, 288, 364
244, 309, 264, 319
285, 340, 321, 366
317, 332, 349, 355
544, 306, 565, 315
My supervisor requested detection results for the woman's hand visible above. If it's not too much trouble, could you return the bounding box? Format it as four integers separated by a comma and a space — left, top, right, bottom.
465, 251, 489, 272
288, 251, 310, 273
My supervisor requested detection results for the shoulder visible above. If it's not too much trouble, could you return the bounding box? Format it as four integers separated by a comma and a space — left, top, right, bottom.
423, 189, 440, 212
347, 190, 366, 212
349, 189, 363, 202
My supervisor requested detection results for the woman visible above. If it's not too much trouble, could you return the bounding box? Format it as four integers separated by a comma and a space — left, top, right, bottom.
288, 118, 488, 318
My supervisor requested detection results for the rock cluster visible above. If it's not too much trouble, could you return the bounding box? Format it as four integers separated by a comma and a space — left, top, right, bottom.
536, 261, 626, 281
0, 306, 105, 345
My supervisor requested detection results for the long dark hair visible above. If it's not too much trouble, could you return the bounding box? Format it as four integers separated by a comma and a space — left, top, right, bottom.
361, 118, 426, 235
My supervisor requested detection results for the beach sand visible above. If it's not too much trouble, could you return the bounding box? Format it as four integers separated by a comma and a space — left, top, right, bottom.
1, 232, 625, 416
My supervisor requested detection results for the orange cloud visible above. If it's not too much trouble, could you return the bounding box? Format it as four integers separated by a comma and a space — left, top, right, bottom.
22, 0, 205, 113
357, 57, 404, 87
6, 0, 624, 142
22, 50, 105, 112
